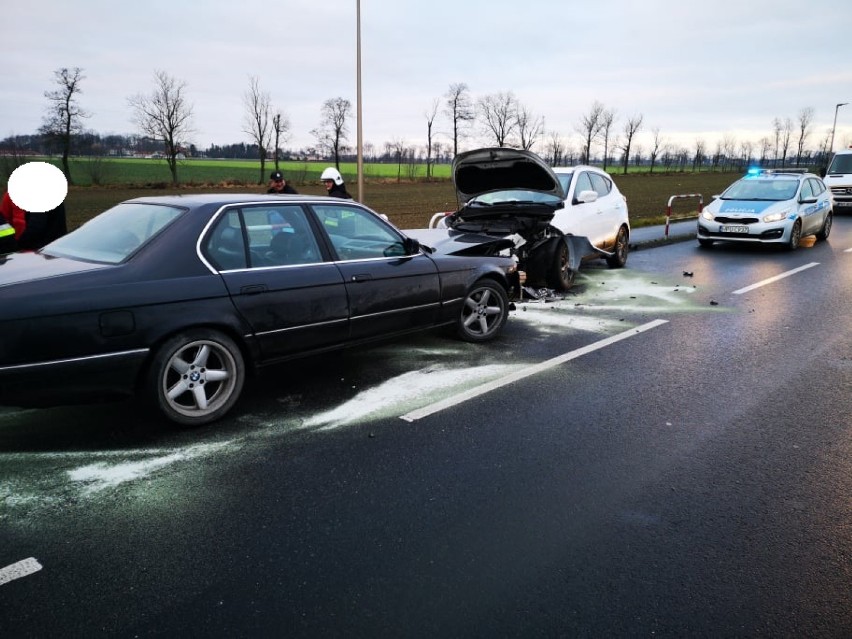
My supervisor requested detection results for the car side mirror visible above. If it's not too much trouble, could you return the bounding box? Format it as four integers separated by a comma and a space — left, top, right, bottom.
573, 190, 598, 205
403, 237, 421, 255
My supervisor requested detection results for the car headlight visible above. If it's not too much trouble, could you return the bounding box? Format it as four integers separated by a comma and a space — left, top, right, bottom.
701, 210, 715, 221
762, 210, 790, 223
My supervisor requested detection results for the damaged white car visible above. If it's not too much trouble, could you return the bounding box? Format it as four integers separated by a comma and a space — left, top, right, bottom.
422, 148, 630, 291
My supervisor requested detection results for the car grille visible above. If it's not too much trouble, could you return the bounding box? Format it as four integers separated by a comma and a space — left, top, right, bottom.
713, 216, 760, 224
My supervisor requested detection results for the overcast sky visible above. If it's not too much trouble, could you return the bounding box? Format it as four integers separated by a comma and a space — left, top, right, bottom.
4, 0, 852, 156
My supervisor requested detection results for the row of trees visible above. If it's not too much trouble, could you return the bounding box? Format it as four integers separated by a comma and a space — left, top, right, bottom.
7, 67, 840, 187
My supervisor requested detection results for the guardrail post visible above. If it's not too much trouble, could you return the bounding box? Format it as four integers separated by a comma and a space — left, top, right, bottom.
664, 193, 704, 238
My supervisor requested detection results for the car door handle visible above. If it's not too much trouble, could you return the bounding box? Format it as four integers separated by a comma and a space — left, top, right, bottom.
351, 273, 373, 282
240, 284, 267, 295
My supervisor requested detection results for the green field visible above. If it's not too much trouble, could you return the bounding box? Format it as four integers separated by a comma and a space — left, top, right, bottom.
8, 157, 743, 231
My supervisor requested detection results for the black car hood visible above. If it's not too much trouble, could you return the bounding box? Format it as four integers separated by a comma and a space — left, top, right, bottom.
453, 147, 564, 203
0, 250, 110, 287
404, 228, 514, 256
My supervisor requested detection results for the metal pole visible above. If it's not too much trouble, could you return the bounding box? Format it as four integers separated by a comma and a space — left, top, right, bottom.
356, 0, 364, 202
829, 102, 848, 154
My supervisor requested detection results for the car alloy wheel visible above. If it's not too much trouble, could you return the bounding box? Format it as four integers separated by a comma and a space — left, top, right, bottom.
547, 241, 576, 291
457, 279, 509, 342
787, 219, 802, 251
148, 329, 245, 426
816, 211, 832, 241
606, 226, 629, 268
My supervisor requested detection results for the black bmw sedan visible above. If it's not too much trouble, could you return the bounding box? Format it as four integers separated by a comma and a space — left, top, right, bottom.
0, 194, 517, 426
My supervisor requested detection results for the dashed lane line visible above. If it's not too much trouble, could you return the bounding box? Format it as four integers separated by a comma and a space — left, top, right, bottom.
732, 262, 820, 295
400, 319, 669, 422
0, 557, 43, 587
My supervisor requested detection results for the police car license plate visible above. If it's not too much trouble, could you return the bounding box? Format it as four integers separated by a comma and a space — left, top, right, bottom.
721, 225, 748, 234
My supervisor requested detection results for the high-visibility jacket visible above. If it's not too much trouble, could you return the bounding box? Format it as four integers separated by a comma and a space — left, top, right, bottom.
0, 191, 26, 238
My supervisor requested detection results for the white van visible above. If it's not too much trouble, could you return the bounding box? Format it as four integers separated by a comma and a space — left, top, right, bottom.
823, 146, 852, 211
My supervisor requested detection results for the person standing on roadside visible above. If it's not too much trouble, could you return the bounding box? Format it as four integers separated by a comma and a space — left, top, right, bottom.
267, 170, 298, 194
320, 167, 353, 199
0, 190, 67, 251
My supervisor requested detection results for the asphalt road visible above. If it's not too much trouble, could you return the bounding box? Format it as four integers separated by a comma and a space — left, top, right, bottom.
1, 217, 851, 637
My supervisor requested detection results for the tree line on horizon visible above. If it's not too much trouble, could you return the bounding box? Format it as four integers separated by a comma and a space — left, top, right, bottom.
1, 67, 838, 187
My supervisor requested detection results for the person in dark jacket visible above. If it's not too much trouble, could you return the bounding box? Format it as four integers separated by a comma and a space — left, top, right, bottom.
0, 191, 67, 251
320, 167, 353, 199
267, 170, 298, 194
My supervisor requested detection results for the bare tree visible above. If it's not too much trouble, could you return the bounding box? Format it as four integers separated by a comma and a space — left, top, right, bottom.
772, 117, 783, 167
577, 101, 605, 164
721, 135, 737, 171
271, 111, 291, 172
599, 108, 616, 171
617, 113, 643, 174
311, 97, 351, 169
758, 136, 772, 165
544, 130, 566, 166
40, 67, 89, 184
128, 70, 194, 185
693, 138, 706, 171
648, 126, 664, 173
444, 83, 474, 157
243, 76, 271, 184
516, 103, 545, 151
795, 107, 814, 167
424, 98, 439, 179
478, 92, 518, 147
739, 140, 754, 170
779, 117, 793, 167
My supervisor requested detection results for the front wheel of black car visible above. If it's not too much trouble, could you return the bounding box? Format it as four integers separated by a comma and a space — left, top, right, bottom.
147, 329, 246, 427
457, 280, 509, 343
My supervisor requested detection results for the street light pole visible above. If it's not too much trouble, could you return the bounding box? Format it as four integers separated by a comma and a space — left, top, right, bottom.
829, 102, 848, 155
356, 0, 364, 202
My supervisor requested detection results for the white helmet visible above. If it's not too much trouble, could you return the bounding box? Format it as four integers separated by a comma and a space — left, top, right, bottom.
320, 167, 344, 185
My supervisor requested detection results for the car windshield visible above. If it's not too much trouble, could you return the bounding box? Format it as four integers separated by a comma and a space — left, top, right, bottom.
721, 179, 798, 201
43, 202, 184, 264
827, 154, 852, 174
556, 173, 574, 193
469, 189, 562, 206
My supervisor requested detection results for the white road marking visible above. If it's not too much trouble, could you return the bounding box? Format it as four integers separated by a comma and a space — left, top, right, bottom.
400, 319, 668, 422
0, 557, 42, 586
845, 247, 852, 253
732, 263, 820, 295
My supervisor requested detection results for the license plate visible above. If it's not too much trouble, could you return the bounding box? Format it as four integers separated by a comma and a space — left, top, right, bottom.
835, 201, 852, 207
720, 225, 748, 234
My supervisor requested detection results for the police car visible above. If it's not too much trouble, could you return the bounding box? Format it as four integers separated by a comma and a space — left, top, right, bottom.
697, 168, 833, 250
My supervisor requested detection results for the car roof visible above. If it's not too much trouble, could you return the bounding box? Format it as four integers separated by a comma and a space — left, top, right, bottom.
122, 193, 355, 207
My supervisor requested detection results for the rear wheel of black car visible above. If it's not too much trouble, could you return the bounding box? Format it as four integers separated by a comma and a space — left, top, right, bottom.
605, 225, 629, 268
147, 329, 245, 427
547, 241, 576, 291
457, 280, 509, 343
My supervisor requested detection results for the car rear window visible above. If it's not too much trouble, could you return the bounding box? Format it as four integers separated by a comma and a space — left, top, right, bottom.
43, 202, 183, 264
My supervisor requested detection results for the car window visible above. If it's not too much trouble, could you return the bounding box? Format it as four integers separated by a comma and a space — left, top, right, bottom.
44, 202, 183, 264
556, 173, 574, 193
827, 154, 852, 174
589, 173, 612, 197
799, 180, 814, 200
807, 178, 825, 196
723, 179, 797, 201
312, 204, 407, 260
573, 172, 594, 198
205, 211, 248, 271
243, 205, 321, 266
